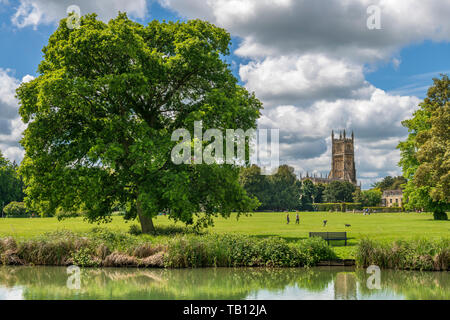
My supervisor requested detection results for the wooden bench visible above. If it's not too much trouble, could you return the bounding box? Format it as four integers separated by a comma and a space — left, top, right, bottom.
309, 232, 347, 246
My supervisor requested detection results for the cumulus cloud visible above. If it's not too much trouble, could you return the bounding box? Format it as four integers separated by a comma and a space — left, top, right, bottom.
11, 0, 148, 28
239, 54, 373, 107
0, 69, 31, 163
0, 69, 21, 119
162, 0, 450, 62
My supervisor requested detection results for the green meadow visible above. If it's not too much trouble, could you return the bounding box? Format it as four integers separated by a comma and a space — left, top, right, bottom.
0, 212, 448, 259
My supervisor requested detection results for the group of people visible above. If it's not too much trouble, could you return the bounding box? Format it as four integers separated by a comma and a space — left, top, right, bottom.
286, 212, 300, 224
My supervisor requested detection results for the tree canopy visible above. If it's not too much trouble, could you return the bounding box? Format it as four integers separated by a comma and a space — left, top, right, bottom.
239, 165, 299, 211
371, 176, 407, 191
269, 165, 299, 211
352, 189, 382, 207
299, 179, 316, 210
323, 180, 355, 203
17, 13, 262, 232
398, 74, 449, 219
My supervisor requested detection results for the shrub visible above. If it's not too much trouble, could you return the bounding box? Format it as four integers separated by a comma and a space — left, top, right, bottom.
154, 225, 199, 236
89, 228, 141, 251
296, 237, 337, 266
2, 202, 31, 217
128, 224, 142, 236
164, 234, 336, 268
71, 247, 101, 267
433, 209, 448, 221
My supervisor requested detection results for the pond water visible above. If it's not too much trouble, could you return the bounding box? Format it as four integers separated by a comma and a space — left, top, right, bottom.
0, 266, 448, 300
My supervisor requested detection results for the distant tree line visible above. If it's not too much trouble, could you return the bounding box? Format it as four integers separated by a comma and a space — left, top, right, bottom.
239, 164, 383, 211
0, 151, 24, 213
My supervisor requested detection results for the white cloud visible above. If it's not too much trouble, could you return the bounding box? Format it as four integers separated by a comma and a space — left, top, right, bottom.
392, 57, 401, 70
162, 0, 450, 62
239, 54, 373, 107
0, 69, 21, 120
11, 0, 148, 28
0, 69, 31, 163
21, 74, 35, 83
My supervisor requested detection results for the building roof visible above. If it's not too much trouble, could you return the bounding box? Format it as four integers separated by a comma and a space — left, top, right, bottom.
382, 189, 403, 197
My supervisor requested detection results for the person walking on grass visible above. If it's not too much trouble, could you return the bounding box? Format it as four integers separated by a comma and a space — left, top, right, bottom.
286, 213, 290, 224
295, 212, 300, 224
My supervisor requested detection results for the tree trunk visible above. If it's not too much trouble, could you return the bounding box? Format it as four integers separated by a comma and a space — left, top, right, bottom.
137, 201, 155, 234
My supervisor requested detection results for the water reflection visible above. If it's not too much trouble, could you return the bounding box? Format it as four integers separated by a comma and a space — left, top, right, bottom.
0, 266, 448, 300
334, 272, 357, 300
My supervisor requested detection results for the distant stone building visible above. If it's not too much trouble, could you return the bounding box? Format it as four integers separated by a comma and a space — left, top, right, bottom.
329, 130, 357, 184
301, 130, 358, 186
381, 189, 403, 207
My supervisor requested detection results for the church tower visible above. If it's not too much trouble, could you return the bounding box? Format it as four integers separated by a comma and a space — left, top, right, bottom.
328, 130, 357, 185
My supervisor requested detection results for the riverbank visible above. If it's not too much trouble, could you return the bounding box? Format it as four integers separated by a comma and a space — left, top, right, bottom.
0, 229, 337, 268
0, 229, 448, 271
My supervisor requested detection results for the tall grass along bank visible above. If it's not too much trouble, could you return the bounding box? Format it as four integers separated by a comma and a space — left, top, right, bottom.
0, 229, 336, 268
356, 238, 449, 271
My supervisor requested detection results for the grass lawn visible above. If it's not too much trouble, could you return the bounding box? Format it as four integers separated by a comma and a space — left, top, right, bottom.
0, 211, 448, 259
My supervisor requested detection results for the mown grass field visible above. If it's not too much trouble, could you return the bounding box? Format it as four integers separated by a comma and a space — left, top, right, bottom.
0, 212, 448, 259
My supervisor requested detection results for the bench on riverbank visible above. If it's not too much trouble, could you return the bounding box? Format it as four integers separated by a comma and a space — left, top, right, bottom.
309, 232, 347, 246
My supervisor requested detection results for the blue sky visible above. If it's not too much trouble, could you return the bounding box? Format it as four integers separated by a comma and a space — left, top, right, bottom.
366, 41, 450, 98
2, 1, 449, 96
1, 0, 449, 188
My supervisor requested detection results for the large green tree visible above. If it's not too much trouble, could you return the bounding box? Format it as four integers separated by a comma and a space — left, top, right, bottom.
17, 14, 262, 232
323, 180, 355, 203
398, 74, 449, 219
238, 165, 268, 210
352, 188, 382, 207
240, 164, 301, 211
267, 165, 299, 211
299, 179, 316, 211
313, 182, 326, 203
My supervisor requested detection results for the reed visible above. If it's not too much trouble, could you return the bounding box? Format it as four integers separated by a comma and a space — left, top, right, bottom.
356, 238, 449, 271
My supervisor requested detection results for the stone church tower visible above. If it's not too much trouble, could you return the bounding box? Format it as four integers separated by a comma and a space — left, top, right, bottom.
328, 130, 357, 185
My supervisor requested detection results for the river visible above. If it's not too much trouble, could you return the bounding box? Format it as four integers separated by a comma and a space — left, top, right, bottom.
0, 266, 448, 300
